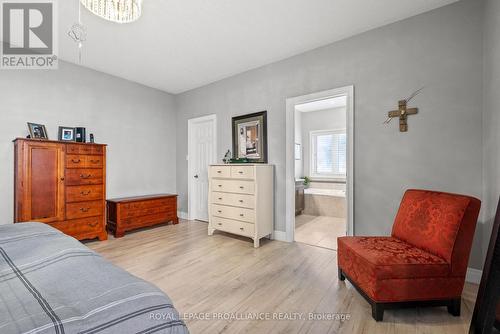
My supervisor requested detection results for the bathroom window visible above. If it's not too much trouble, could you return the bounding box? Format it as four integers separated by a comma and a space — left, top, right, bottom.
310, 129, 346, 179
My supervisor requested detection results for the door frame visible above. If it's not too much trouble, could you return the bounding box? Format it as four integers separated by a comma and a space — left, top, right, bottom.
188, 114, 217, 221
285, 85, 355, 242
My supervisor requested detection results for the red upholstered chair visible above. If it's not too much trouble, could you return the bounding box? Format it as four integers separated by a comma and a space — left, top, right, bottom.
338, 189, 481, 321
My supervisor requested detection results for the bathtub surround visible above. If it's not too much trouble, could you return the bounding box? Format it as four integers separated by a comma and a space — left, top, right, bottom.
175, 0, 485, 269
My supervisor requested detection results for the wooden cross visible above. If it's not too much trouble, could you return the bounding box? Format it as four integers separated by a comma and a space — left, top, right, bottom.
386, 100, 418, 132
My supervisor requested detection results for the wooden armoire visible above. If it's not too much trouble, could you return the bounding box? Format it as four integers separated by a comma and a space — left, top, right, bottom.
14, 138, 107, 241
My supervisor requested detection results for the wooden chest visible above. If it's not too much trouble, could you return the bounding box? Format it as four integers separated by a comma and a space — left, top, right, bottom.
14, 138, 107, 241
106, 194, 179, 238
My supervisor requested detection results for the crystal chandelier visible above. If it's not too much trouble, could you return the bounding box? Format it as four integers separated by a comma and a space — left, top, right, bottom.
80, 0, 143, 24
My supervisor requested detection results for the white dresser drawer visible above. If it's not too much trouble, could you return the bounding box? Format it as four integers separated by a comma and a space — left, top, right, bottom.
211, 192, 255, 209
210, 166, 231, 178
231, 166, 254, 179
212, 216, 254, 237
211, 204, 255, 223
211, 179, 255, 194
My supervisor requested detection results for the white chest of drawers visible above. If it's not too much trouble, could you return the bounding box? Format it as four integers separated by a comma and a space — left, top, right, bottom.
208, 164, 274, 248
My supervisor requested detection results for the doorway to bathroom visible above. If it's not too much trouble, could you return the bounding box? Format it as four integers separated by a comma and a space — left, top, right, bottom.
285, 86, 354, 250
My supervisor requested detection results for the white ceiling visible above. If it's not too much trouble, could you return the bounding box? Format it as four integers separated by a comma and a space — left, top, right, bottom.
296, 96, 347, 113
58, 0, 458, 94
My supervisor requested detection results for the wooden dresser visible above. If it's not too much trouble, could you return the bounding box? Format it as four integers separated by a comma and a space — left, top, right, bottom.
208, 164, 274, 248
106, 194, 178, 238
14, 138, 107, 241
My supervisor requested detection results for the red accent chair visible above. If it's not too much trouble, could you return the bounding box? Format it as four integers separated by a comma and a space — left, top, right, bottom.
338, 189, 481, 321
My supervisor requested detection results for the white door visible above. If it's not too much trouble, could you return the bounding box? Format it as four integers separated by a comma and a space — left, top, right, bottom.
188, 115, 217, 222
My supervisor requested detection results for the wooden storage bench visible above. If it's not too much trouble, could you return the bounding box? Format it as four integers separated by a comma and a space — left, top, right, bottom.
106, 194, 179, 238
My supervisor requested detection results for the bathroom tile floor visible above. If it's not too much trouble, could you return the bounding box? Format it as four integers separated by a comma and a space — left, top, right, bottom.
295, 214, 346, 250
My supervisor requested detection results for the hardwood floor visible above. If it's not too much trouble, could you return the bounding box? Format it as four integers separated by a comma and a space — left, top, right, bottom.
87, 220, 478, 334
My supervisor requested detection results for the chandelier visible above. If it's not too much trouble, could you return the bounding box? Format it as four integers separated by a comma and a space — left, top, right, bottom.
80, 0, 143, 24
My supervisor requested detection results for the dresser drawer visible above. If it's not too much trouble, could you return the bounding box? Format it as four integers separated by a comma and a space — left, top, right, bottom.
66, 155, 87, 168
210, 166, 231, 178
91, 146, 104, 155
211, 204, 255, 223
212, 216, 254, 237
66, 144, 92, 155
231, 166, 254, 179
211, 192, 255, 209
86, 156, 103, 168
211, 179, 255, 194
50, 216, 103, 236
66, 200, 103, 219
66, 185, 103, 203
66, 169, 103, 185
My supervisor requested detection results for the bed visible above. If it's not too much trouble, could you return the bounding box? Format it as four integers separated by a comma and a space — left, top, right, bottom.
0, 223, 189, 334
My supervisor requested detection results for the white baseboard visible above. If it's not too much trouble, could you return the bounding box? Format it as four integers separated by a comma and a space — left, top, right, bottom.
466, 267, 482, 284
272, 230, 288, 242
177, 211, 189, 220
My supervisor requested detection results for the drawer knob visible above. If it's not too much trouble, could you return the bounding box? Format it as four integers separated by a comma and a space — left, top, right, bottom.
89, 222, 98, 228
217, 170, 222, 174
80, 207, 90, 212
218, 223, 222, 226
72, 159, 81, 163
218, 185, 222, 187
239, 186, 244, 189
90, 159, 100, 163
238, 171, 243, 174
80, 191, 91, 196
239, 200, 243, 203
218, 210, 222, 213
240, 214, 244, 217
218, 198, 223, 200
240, 227, 244, 231
80, 174, 92, 179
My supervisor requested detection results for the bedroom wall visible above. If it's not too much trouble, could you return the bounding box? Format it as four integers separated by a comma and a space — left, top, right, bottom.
301, 107, 347, 178
483, 0, 500, 264
0, 60, 177, 224
175, 0, 486, 268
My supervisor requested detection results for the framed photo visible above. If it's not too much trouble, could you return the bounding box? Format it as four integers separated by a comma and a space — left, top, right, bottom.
58, 126, 75, 142
295, 143, 302, 160
232, 111, 268, 163
27, 123, 48, 139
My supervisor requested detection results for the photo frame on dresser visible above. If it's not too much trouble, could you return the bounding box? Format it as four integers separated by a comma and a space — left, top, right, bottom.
27, 122, 48, 139
232, 111, 268, 163
58, 126, 76, 141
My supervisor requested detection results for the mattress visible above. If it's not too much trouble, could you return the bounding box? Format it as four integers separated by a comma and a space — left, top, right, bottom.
0, 223, 188, 334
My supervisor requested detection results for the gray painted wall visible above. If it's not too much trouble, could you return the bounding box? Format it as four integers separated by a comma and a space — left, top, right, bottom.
300, 108, 346, 178
176, 0, 485, 268
483, 0, 500, 264
0, 60, 177, 224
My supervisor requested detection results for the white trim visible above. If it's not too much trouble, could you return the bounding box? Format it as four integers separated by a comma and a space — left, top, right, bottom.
272, 230, 288, 242
177, 211, 190, 220
286, 86, 355, 242
466, 267, 482, 284
187, 114, 217, 222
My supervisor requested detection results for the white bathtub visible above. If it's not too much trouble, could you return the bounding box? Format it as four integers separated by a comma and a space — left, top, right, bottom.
304, 188, 346, 198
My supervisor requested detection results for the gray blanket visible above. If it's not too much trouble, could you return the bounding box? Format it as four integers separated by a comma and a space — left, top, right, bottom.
0, 223, 188, 334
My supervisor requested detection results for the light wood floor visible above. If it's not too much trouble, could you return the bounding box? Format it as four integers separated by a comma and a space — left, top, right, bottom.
295, 215, 346, 250
87, 220, 478, 334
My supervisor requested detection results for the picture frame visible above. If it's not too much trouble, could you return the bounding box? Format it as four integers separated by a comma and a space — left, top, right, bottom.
27, 122, 48, 139
295, 143, 302, 160
232, 111, 268, 163
58, 126, 76, 142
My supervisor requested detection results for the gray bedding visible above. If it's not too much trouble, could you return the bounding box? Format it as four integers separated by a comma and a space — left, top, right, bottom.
0, 223, 189, 334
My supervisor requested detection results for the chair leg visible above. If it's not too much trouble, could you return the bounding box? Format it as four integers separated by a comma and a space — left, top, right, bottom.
447, 298, 461, 317
338, 267, 345, 281
372, 303, 384, 321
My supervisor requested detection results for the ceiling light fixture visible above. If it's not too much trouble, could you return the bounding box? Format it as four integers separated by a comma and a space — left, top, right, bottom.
80, 0, 143, 24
